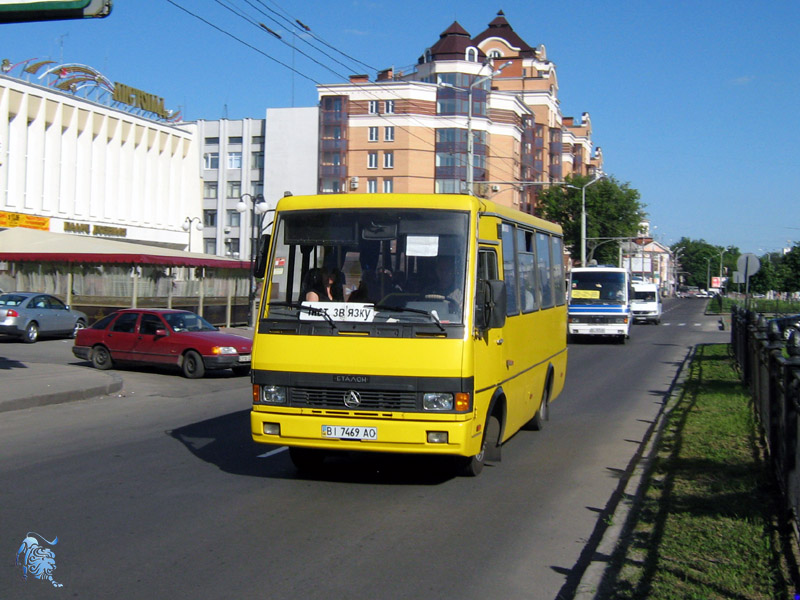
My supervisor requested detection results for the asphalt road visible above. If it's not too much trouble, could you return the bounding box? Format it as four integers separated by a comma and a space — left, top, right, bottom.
0, 298, 728, 599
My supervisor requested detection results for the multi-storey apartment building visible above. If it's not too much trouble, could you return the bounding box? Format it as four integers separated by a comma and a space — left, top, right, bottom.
197, 109, 318, 261
316, 11, 602, 214
196, 118, 265, 258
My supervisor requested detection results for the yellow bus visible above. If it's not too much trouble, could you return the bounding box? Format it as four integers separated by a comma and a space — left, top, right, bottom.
250, 193, 568, 475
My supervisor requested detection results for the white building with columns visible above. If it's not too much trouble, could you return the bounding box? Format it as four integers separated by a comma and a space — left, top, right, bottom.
0, 70, 201, 251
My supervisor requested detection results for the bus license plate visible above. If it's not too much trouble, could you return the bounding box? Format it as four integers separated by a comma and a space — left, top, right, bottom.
321, 425, 377, 440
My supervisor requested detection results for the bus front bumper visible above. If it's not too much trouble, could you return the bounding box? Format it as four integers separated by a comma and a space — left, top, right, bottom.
251, 409, 482, 457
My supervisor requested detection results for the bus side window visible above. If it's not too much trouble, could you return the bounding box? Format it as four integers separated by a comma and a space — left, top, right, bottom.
501, 224, 519, 316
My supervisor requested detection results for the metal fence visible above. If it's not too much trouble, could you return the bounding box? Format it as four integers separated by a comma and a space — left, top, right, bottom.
731, 305, 800, 536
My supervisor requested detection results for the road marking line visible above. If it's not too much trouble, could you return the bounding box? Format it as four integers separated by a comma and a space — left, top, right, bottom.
257, 447, 288, 458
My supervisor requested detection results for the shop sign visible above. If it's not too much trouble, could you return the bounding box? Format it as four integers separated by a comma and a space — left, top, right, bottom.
0, 211, 49, 230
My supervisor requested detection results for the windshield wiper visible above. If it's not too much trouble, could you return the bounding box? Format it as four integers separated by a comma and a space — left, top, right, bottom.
268, 301, 338, 331
372, 303, 445, 332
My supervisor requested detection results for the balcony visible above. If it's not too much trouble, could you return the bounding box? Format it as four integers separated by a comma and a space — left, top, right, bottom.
320, 138, 348, 152
319, 164, 347, 178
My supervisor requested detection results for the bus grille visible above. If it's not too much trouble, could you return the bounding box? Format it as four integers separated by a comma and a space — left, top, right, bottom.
290, 387, 418, 411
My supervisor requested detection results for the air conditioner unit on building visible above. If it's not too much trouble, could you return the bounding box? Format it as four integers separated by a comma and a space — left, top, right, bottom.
350, 176, 359, 190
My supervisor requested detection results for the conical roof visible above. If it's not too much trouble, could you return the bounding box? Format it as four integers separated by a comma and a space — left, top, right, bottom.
472, 10, 537, 58
419, 21, 486, 63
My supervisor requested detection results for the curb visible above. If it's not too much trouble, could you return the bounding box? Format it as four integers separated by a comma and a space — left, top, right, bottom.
572, 345, 695, 599
0, 372, 124, 414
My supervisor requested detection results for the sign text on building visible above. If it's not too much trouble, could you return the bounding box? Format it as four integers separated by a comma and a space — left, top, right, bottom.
112, 82, 168, 119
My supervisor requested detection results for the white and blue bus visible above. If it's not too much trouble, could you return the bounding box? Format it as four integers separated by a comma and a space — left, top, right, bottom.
568, 265, 632, 343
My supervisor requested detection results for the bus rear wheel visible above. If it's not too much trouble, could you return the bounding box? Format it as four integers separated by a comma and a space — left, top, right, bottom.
527, 384, 550, 431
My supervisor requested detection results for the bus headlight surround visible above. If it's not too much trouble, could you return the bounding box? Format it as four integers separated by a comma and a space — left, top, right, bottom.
259, 385, 287, 404
423, 392, 453, 411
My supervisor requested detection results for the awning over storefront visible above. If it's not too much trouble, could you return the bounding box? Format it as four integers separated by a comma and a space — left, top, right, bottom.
0, 227, 249, 269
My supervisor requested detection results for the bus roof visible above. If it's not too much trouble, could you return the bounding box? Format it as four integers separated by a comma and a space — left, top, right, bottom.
274, 193, 563, 234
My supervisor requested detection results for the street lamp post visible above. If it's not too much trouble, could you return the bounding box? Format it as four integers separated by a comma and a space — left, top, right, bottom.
236, 194, 268, 328
182, 216, 203, 253
566, 173, 604, 266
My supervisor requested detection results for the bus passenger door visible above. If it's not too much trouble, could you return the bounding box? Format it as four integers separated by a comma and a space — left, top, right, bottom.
473, 248, 507, 424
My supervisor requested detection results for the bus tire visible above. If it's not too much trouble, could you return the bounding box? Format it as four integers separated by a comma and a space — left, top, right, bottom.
528, 383, 550, 431
289, 447, 325, 472
458, 414, 500, 477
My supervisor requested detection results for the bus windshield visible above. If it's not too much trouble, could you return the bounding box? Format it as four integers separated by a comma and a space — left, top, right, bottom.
264, 209, 469, 326
570, 271, 628, 305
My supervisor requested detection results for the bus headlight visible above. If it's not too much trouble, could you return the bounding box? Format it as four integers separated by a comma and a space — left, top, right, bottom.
422, 392, 471, 411
423, 392, 453, 411
258, 385, 287, 405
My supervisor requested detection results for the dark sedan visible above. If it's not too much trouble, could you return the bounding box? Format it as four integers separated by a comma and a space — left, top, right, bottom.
73, 309, 252, 378
0, 292, 88, 343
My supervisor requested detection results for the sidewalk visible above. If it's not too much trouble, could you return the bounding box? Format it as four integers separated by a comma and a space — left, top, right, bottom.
0, 326, 252, 414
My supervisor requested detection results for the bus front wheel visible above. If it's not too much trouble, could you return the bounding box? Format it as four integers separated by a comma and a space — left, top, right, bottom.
458, 414, 500, 477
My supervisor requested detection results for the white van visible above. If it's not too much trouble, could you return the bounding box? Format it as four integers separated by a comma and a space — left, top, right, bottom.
631, 282, 662, 324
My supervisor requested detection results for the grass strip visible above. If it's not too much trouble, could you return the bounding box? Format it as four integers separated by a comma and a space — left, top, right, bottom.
601, 343, 799, 599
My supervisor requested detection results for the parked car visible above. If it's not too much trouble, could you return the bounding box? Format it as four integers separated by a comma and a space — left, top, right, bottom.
0, 292, 87, 343
72, 308, 252, 378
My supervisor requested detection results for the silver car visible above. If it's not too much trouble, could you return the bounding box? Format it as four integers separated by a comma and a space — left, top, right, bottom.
0, 292, 88, 343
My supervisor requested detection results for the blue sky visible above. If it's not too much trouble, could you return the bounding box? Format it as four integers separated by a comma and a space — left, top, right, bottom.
2, 0, 799, 254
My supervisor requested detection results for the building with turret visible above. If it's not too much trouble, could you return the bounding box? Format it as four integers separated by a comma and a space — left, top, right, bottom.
316, 11, 602, 214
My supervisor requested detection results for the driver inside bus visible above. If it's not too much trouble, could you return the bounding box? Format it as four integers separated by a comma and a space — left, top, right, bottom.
431, 255, 463, 307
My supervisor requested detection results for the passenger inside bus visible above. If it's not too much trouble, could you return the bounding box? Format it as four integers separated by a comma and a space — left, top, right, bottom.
302, 268, 344, 302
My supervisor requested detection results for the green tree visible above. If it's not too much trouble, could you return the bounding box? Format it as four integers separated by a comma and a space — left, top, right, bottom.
671, 238, 738, 290
538, 174, 645, 265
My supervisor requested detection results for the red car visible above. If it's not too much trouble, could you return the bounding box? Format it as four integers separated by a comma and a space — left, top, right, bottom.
73, 309, 252, 378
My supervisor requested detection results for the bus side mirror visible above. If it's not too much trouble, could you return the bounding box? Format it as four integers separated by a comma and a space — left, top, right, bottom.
254, 234, 271, 278
475, 279, 507, 330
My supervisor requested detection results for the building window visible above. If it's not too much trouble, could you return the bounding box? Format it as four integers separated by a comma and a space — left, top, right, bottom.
384, 126, 395, 142
368, 100, 378, 114
367, 178, 377, 193
368, 126, 378, 142
203, 209, 217, 227
382, 178, 393, 193
383, 151, 394, 169
227, 209, 241, 227
466, 47, 478, 62
227, 152, 242, 169
384, 100, 395, 114
251, 151, 264, 169
228, 136, 243, 144
488, 49, 503, 59
368, 152, 378, 169
204, 238, 217, 255
203, 152, 219, 169
203, 182, 218, 199
227, 181, 241, 198
251, 135, 264, 144
251, 183, 263, 196
322, 152, 341, 166
204, 137, 219, 145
